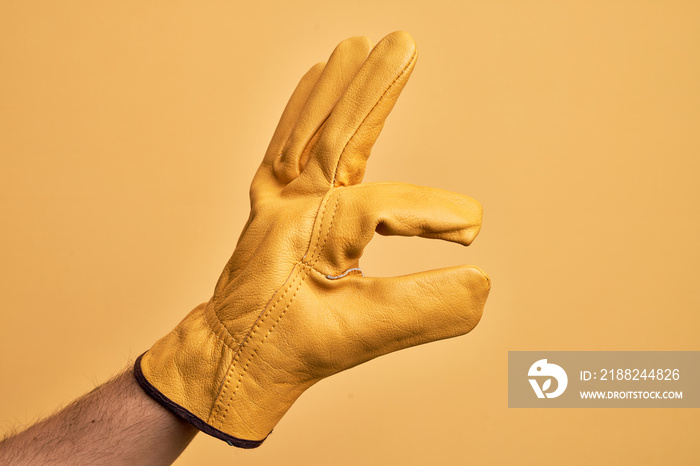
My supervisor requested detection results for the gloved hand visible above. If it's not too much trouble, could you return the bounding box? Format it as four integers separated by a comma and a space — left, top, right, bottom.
134, 31, 490, 448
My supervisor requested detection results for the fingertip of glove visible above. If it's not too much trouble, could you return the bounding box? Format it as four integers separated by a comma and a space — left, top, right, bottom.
455, 264, 491, 295
384, 31, 416, 47
307, 61, 326, 75
470, 265, 491, 292
378, 31, 417, 59
336, 35, 373, 56
456, 223, 482, 247
460, 266, 490, 330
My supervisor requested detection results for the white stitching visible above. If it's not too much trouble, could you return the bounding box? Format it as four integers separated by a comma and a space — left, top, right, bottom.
326, 267, 364, 280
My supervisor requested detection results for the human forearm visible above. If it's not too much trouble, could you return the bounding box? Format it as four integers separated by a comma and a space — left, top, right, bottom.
0, 366, 198, 466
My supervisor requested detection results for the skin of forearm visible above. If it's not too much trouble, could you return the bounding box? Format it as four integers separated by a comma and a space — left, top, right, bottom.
0, 365, 198, 466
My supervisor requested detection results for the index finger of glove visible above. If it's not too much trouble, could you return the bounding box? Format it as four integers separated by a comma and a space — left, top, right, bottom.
297, 31, 417, 190
316, 182, 483, 273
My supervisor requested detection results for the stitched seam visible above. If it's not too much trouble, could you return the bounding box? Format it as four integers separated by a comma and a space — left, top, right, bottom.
330, 49, 417, 187
304, 191, 332, 264
326, 267, 363, 279
207, 107, 344, 426
204, 304, 239, 349
202, 279, 241, 358
205, 267, 298, 422
210, 263, 305, 424
223, 263, 298, 363
206, 50, 417, 422
212, 189, 341, 426
309, 190, 341, 265
209, 190, 336, 425
214, 263, 311, 426
206, 41, 407, 422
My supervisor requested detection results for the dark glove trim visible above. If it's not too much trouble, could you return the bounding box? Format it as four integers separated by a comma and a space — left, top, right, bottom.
133, 352, 268, 449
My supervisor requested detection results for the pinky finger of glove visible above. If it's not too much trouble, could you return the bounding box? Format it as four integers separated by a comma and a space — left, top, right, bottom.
262, 62, 326, 167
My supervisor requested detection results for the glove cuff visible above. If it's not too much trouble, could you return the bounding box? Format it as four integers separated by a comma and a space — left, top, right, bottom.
134, 352, 266, 449
133, 301, 272, 448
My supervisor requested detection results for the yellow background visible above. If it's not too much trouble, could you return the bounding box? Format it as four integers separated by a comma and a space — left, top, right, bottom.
1, 1, 698, 464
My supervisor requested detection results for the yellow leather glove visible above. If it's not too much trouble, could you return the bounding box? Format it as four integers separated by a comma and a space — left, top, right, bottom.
134, 31, 490, 448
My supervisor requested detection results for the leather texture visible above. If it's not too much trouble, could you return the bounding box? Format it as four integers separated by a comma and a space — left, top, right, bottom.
136, 31, 491, 447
